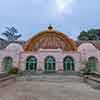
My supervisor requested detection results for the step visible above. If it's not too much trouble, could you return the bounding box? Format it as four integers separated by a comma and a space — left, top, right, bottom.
0, 73, 9, 79
0, 75, 16, 87
16, 74, 83, 82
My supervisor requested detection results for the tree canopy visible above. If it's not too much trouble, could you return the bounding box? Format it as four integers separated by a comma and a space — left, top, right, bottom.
1, 27, 22, 42
77, 29, 100, 41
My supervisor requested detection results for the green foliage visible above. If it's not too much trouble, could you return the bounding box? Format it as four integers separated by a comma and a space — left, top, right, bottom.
78, 31, 89, 40
1, 27, 22, 42
8, 67, 19, 75
78, 29, 100, 41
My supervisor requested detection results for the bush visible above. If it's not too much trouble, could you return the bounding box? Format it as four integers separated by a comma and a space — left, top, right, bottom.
8, 67, 19, 75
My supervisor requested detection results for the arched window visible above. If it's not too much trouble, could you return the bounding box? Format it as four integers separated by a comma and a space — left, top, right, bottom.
88, 57, 97, 71
63, 56, 74, 72
45, 56, 56, 72
3, 57, 13, 72
26, 56, 37, 72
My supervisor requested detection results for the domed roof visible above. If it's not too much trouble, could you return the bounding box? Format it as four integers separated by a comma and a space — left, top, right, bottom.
6, 43, 23, 52
24, 26, 77, 51
78, 43, 97, 52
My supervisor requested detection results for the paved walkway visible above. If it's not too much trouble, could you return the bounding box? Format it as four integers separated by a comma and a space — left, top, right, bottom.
0, 75, 100, 100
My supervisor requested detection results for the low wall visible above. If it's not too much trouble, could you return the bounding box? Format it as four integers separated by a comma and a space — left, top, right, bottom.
84, 76, 100, 89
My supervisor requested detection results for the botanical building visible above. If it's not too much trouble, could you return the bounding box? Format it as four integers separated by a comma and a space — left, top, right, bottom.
0, 26, 100, 73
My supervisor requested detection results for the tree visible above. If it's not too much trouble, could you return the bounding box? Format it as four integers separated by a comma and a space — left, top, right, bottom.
1, 27, 22, 42
78, 31, 89, 40
94, 29, 100, 40
88, 29, 97, 40
78, 29, 100, 41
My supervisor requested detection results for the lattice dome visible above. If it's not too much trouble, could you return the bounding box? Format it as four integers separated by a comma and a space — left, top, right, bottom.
24, 26, 77, 51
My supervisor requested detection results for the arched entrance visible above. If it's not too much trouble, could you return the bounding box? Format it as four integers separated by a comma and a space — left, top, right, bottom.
88, 57, 97, 71
45, 56, 56, 73
63, 56, 75, 72
3, 57, 13, 73
26, 56, 37, 72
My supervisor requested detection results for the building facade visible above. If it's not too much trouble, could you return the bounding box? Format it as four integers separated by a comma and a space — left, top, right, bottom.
0, 26, 100, 73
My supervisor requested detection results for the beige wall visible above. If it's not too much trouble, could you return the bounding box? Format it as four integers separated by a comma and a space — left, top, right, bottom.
78, 43, 100, 72
0, 43, 100, 73
0, 50, 20, 72
19, 49, 81, 73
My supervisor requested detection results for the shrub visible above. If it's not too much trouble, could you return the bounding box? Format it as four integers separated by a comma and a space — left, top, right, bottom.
8, 67, 19, 75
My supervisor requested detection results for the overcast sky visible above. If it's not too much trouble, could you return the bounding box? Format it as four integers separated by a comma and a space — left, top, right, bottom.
0, 0, 100, 40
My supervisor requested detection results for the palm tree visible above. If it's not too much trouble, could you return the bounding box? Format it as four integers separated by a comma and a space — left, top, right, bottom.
1, 27, 22, 42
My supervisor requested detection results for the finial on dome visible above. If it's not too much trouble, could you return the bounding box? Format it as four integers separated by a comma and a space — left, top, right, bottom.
48, 24, 53, 30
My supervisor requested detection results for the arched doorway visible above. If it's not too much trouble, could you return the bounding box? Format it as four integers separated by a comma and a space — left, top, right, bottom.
45, 56, 56, 72
88, 57, 97, 71
26, 56, 37, 72
3, 57, 13, 73
63, 56, 74, 72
